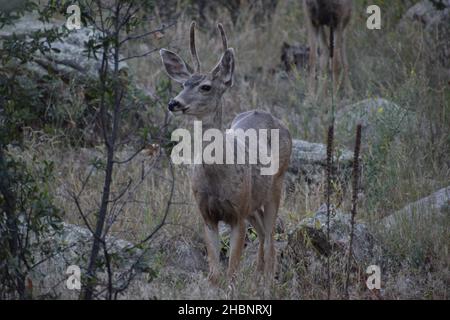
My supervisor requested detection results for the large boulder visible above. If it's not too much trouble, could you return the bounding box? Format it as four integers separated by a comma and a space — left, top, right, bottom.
402, 0, 450, 25
0, 13, 128, 79
283, 205, 383, 266
0, 13, 156, 146
401, 0, 450, 79
30, 222, 206, 299
287, 99, 412, 187
335, 98, 414, 148
279, 205, 384, 297
382, 185, 450, 230
30, 222, 151, 299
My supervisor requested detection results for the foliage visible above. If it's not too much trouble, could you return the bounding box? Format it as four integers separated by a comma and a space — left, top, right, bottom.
0, 2, 67, 145
0, 152, 61, 299
0, 1, 63, 300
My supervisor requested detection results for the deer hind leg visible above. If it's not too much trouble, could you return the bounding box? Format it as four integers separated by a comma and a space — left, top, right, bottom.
262, 205, 277, 280
332, 24, 344, 95
204, 222, 221, 285
248, 209, 266, 272
317, 26, 330, 98
261, 180, 283, 293
307, 23, 320, 95
340, 27, 353, 96
227, 219, 246, 282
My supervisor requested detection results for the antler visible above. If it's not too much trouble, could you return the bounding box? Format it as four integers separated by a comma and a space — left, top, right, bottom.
217, 23, 228, 51
189, 22, 228, 72
190, 21, 201, 72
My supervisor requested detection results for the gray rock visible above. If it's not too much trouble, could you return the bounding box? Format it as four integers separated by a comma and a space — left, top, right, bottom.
401, 1, 450, 76
288, 139, 354, 184
0, 13, 156, 145
0, 13, 128, 79
279, 205, 383, 295
382, 185, 450, 229
286, 205, 383, 265
30, 222, 153, 299
425, 6, 450, 70
402, 0, 450, 25
30, 220, 209, 299
158, 235, 207, 273
289, 100, 409, 186
335, 98, 414, 148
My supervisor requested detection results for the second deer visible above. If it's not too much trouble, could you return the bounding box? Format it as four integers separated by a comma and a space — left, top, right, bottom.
304, 0, 353, 96
160, 22, 292, 292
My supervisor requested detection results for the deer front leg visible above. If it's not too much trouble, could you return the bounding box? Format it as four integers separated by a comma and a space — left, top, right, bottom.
204, 222, 220, 285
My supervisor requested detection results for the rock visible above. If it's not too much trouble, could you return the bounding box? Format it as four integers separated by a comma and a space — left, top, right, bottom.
425, 6, 450, 70
402, 0, 450, 25
0, 13, 128, 79
0, 13, 157, 145
287, 205, 383, 265
288, 139, 354, 184
382, 186, 450, 229
30, 222, 154, 299
158, 235, 207, 273
279, 205, 383, 294
335, 98, 414, 148
401, 1, 450, 79
30, 221, 208, 299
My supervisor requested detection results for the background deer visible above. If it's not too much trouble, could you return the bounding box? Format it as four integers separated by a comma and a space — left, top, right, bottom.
160, 22, 292, 290
304, 0, 353, 96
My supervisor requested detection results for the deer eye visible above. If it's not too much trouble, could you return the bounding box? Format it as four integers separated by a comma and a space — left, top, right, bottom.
200, 84, 211, 92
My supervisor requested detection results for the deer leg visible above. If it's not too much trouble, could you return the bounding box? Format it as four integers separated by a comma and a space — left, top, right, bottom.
332, 25, 344, 95
262, 207, 276, 278
248, 209, 265, 272
262, 182, 283, 291
340, 28, 353, 96
261, 179, 284, 299
204, 222, 220, 285
227, 219, 246, 282
307, 23, 319, 95
261, 203, 276, 298
318, 26, 330, 98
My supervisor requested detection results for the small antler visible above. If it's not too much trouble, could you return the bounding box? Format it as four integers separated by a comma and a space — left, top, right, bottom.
190, 21, 201, 72
217, 23, 228, 51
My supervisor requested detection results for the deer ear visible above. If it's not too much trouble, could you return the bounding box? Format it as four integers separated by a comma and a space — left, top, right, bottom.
160, 49, 193, 83
211, 48, 235, 87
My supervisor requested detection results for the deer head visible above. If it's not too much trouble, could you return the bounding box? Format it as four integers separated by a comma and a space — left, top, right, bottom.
160, 22, 235, 120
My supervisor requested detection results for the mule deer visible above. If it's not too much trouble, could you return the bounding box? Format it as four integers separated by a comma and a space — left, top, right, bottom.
304, 0, 353, 96
160, 22, 292, 289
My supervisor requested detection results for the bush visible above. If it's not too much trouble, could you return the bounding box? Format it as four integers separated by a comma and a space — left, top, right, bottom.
0, 150, 61, 299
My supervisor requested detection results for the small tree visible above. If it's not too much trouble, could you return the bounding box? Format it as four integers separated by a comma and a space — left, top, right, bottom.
52, 0, 177, 300
1, 0, 176, 299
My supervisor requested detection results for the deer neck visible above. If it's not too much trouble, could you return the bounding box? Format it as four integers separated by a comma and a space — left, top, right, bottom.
192, 99, 226, 172
199, 100, 223, 132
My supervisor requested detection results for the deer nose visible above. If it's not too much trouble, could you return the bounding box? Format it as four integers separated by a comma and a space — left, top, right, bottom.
168, 99, 181, 111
